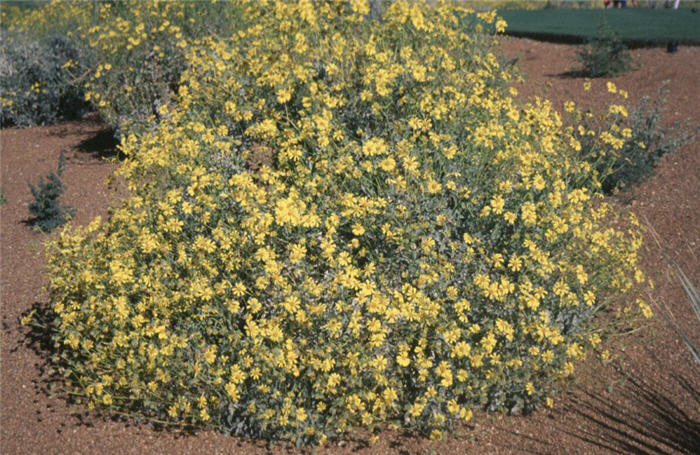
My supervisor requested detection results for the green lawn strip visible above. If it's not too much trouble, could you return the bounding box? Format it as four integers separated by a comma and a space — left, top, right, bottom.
500, 9, 700, 45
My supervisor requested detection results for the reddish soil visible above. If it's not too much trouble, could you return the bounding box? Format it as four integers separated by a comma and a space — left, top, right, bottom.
1, 39, 698, 454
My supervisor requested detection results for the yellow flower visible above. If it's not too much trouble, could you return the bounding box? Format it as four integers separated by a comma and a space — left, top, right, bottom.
352, 222, 365, 236
362, 137, 388, 156
379, 157, 396, 172
525, 382, 534, 395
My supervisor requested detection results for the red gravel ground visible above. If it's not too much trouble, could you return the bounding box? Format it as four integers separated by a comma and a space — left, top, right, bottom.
1, 39, 698, 454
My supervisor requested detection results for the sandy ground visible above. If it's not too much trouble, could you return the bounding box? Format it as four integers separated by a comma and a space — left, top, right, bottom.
1, 39, 698, 454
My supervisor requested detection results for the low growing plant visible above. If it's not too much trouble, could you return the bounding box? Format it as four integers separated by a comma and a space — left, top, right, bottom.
604, 91, 695, 193
28, 151, 74, 232
644, 220, 700, 368
670, 266, 700, 367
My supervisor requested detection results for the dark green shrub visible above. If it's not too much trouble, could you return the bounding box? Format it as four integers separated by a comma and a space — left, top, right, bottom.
28, 152, 74, 232
575, 19, 632, 77
1, 1, 95, 127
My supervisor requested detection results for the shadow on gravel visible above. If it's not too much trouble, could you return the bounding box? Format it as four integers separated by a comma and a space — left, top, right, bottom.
546, 70, 587, 79
563, 368, 700, 454
20, 302, 60, 388
45, 116, 122, 161
490, 357, 700, 454
75, 128, 122, 161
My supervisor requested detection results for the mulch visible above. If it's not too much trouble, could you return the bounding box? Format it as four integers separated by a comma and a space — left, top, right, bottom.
1, 38, 698, 454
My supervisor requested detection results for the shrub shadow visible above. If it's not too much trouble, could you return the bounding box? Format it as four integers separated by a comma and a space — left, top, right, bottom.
45, 116, 122, 161
74, 127, 122, 161
546, 69, 588, 79
500, 361, 700, 454
562, 371, 700, 454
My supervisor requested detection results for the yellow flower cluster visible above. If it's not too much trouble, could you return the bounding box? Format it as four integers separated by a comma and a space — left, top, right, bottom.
45, 0, 648, 447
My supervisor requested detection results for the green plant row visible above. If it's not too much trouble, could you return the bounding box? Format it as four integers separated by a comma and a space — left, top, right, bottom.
500, 9, 700, 45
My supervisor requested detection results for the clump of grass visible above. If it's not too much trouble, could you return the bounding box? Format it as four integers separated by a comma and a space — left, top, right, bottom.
644, 219, 700, 367
575, 19, 632, 78
28, 151, 74, 232
672, 266, 700, 366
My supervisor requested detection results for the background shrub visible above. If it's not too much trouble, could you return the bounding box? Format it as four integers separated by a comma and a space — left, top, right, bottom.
80, 0, 248, 136
1, 0, 245, 135
0, 31, 90, 127
600, 87, 697, 193
575, 19, 632, 77
0, 1, 93, 127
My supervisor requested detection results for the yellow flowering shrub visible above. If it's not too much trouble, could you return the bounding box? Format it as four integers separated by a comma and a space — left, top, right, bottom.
45, 0, 648, 446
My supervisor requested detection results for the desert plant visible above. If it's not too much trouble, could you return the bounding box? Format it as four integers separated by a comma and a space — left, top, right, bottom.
644, 221, 700, 367
28, 151, 74, 232
44, 1, 649, 447
602, 88, 695, 193
0, 190, 7, 205
79, 0, 249, 136
1, 0, 244, 134
575, 19, 632, 77
0, 32, 91, 127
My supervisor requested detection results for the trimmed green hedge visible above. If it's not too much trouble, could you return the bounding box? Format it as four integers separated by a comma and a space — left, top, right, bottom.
501, 9, 700, 45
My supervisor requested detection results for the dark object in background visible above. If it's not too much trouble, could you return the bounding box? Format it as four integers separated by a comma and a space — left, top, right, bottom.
667, 41, 679, 53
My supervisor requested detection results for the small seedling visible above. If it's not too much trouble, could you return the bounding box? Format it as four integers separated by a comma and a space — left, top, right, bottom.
28, 151, 74, 232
